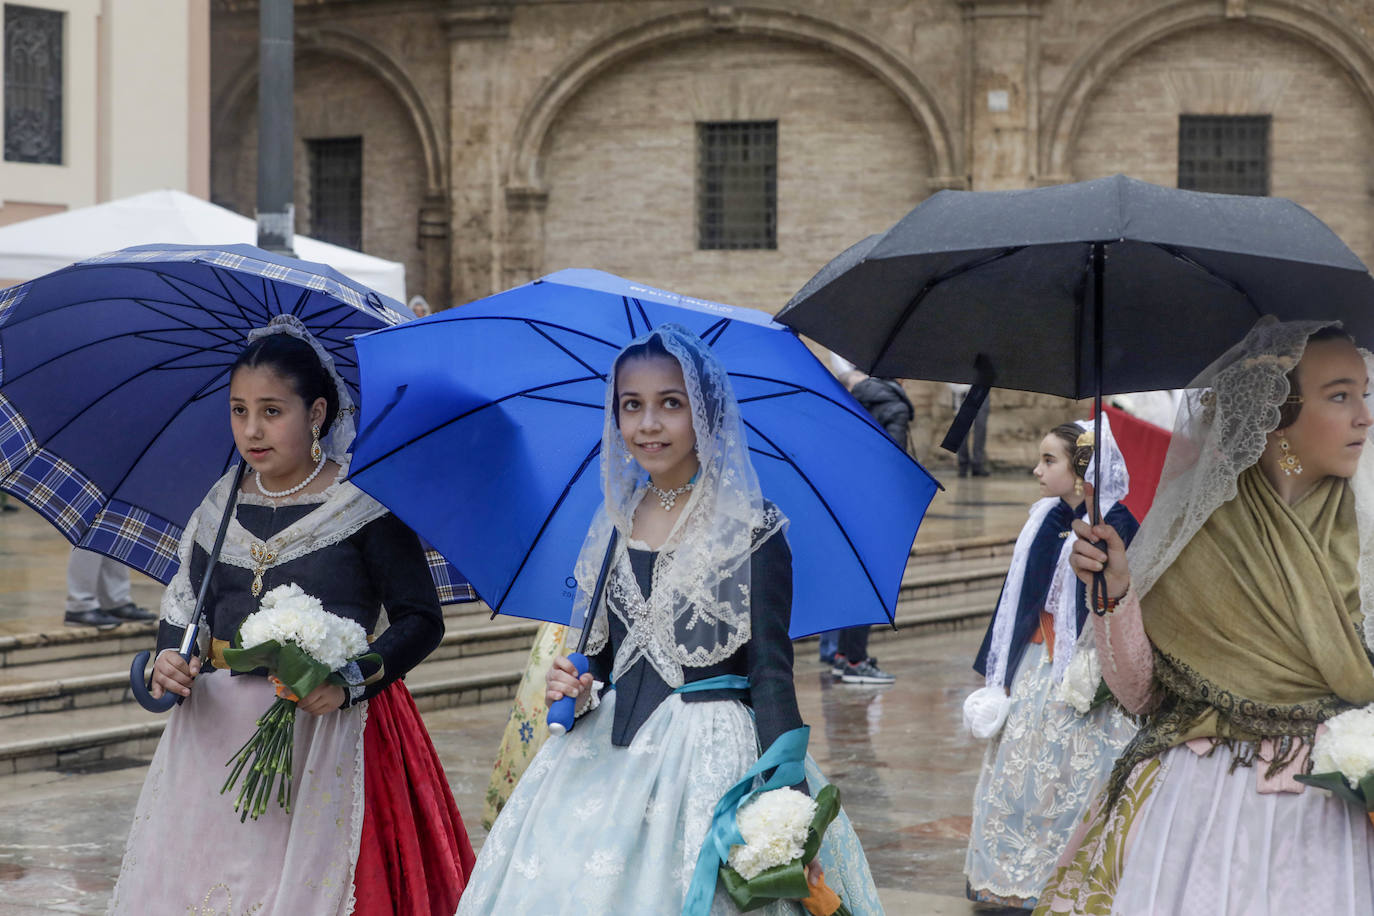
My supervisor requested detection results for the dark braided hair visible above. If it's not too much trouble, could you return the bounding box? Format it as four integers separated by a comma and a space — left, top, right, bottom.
1049, 422, 1093, 480
231, 333, 339, 434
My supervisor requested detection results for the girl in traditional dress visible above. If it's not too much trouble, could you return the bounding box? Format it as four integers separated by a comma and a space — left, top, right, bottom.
108, 315, 474, 916
963, 417, 1140, 908
1037, 318, 1374, 915
456, 325, 883, 915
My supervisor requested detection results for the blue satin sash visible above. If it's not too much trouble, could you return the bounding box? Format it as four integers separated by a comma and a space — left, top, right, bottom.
681, 724, 810, 916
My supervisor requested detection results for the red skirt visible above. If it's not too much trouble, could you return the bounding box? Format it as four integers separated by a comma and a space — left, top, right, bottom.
353, 680, 476, 915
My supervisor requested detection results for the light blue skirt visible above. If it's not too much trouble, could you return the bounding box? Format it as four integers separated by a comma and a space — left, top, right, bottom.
965, 642, 1137, 908
458, 690, 883, 915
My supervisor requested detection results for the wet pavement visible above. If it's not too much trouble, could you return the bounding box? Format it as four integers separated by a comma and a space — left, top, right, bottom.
0, 473, 1042, 914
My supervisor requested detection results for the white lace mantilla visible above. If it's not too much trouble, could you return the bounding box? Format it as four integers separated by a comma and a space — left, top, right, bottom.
576, 325, 787, 687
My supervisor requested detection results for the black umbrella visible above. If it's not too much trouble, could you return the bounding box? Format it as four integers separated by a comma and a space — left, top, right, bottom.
778, 174, 1374, 606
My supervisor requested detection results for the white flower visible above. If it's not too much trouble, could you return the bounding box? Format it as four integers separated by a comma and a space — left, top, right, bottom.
1056, 646, 1102, 715
1312, 705, 1374, 790
726, 787, 817, 880
238, 583, 369, 669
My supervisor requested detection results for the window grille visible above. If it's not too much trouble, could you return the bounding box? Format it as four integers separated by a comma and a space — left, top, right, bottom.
697, 120, 777, 250
307, 137, 363, 250
4, 4, 64, 164
1178, 115, 1269, 197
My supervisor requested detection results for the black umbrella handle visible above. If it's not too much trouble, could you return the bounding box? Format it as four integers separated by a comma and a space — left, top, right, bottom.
130, 462, 247, 713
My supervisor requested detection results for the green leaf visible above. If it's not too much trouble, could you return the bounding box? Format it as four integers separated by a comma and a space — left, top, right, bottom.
273, 644, 334, 699
802, 784, 841, 864
219, 640, 283, 673
719, 861, 810, 910
1294, 770, 1368, 808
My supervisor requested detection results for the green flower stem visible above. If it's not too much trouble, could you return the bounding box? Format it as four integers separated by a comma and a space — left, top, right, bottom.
222, 697, 299, 822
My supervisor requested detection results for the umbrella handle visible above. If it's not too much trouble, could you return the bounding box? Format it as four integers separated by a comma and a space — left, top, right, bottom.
129, 648, 183, 713
545, 651, 590, 736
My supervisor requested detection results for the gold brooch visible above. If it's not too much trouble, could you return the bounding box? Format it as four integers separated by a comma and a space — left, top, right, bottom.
249, 542, 278, 597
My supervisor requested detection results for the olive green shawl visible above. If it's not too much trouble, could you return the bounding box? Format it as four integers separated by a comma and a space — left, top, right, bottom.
1114, 465, 1374, 787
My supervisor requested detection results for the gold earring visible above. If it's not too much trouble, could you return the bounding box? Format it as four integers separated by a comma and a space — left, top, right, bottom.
1074, 478, 1084, 498
311, 425, 322, 463
1278, 435, 1302, 476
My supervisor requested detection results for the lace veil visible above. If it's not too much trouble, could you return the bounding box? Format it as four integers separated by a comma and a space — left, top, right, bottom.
580, 324, 787, 687
1126, 316, 1374, 649
243, 313, 358, 460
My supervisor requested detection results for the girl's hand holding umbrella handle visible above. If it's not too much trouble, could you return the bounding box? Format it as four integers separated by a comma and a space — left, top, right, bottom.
1068, 519, 1131, 601
133, 647, 201, 711
545, 653, 594, 735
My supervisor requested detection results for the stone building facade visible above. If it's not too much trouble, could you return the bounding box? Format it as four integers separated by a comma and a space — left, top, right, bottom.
208, 0, 1374, 469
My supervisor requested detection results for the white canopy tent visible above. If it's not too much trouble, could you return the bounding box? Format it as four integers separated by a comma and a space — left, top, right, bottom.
0, 189, 406, 301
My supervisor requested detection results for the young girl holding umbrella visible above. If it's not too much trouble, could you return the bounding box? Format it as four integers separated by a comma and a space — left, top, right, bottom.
963, 417, 1140, 908
108, 316, 474, 915
1038, 319, 1374, 914
456, 325, 883, 915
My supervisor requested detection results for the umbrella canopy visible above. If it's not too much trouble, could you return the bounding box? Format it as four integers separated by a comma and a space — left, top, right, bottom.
348, 269, 940, 638
779, 174, 1374, 396
0, 244, 477, 599
0, 189, 407, 301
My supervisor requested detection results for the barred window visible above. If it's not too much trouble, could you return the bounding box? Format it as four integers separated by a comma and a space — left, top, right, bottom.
697, 121, 777, 250
1178, 115, 1269, 196
4, 4, 64, 164
307, 137, 363, 250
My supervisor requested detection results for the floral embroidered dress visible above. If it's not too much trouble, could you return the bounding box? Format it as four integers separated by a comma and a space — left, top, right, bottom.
965, 417, 1140, 909
455, 325, 883, 916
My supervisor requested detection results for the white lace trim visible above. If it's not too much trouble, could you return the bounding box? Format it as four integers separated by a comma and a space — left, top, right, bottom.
578, 325, 787, 686
342, 698, 368, 916
159, 459, 387, 627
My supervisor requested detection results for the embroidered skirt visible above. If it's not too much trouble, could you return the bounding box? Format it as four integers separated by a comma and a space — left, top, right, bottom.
965, 642, 1138, 909
456, 690, 884, 915
108, 673, 473, 916
1036, 742, 1374, 916
108, 670, 366, 915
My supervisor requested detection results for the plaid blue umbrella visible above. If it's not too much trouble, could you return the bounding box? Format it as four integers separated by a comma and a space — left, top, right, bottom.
349, 269, 940, 637
0, 243, 473, 602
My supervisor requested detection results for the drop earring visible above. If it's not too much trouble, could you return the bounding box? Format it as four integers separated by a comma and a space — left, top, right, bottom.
1074, 478, 1084, 498
311, 424, 322, 463
1278, 435, 1303, 476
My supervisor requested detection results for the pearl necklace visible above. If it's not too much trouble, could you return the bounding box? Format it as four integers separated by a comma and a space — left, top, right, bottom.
255, 454, 328, 498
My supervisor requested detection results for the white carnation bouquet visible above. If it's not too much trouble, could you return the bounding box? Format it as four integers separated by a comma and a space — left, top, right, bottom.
1296, 704, 1374, 827
219, 584, 378, 821
720, 784, 849, 915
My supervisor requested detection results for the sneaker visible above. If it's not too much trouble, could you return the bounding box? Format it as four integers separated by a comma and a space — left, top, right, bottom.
0, 502, 17, 513
830, 654, 848, 678
64, 608, 122, 630
104, 602, 156, 622
839, 658, 895, 685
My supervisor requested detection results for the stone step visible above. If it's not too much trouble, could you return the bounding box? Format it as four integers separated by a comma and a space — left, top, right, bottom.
0, 586, 1003, 773
0, 648, 531, 776
0, 617, 539, 720
0, 538, 1015, 672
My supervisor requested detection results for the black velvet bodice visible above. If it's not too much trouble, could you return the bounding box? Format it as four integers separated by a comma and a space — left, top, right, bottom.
156, 498, 444, 705
586, 531, 803, 760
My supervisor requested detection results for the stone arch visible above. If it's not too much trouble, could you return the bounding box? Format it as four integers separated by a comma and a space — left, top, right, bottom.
212, 26, 446, 196
1041, 0, 1374, 181
505, 6, 961, 195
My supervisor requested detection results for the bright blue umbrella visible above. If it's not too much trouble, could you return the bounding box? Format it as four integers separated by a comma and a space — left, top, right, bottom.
349, 269, 940, 637
0, 243, 470, 602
